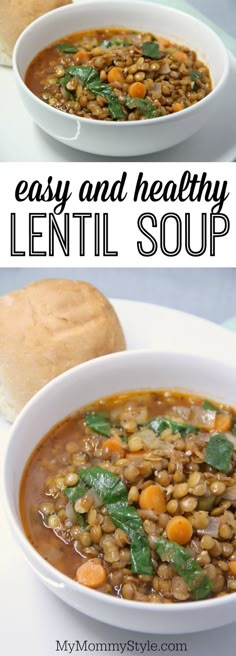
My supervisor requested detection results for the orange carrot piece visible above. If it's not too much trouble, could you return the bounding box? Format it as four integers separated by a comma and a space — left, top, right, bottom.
158, 37, 170, 48
139, 484, 167, 514
228, 561, 236, 577
173, 51, 188, 63
76, 559, 107, 588
73, 50, 88, 62
128, 82, 147, 98
166, 516, 193, 545
172, 102, 184, 112
214, 414, 232, 432
102, 436, 125, 458
107, 67, 125, 84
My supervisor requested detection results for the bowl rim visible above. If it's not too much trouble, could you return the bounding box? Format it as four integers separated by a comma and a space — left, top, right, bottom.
13, 0, 230, 128
3, 348, 236, 615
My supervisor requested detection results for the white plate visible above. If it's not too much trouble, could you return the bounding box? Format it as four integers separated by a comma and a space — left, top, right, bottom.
1, 48, 236, 161
1, 299, 236, 654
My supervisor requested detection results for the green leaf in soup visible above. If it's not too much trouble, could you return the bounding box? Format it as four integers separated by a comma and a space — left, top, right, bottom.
57, 73, 71, 87
85, 412, 112, 437
204, 433, 233, 473
107, 95, 126, 119
63, 480, 88, 528
189, 71, 202, 91
106, 502, 153, 575
156, 537, 212, 600
57, 44, 78, 53
101, 40, 131, 48
80, 466, 127, 504
149, 417, 199, 437
66, 65, 126, 119
125, 96, 158, 118
142, 41, 160, 59
202, 400, 218, 412
63, 479, 88, 504
66, 65, 98, 85
79, 467, 153, 575
232, 423, 236, 436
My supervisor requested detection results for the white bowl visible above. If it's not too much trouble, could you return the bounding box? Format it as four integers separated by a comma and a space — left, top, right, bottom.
13, 0, 229, 156
3, 349, 236, 634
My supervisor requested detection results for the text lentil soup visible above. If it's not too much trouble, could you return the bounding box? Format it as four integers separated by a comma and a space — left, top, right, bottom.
25, 28, 212, 121
20, 390, 236, 603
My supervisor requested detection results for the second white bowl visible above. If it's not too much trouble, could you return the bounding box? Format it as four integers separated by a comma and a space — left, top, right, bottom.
4, 350, 236, 633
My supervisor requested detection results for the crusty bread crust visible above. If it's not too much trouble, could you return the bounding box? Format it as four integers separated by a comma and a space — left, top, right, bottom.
0, 279, 126, 421
0, 0, 72, 65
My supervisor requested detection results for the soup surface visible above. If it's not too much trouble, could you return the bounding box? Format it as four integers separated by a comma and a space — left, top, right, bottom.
25, 28, 212, 121
20, 390, 236, 603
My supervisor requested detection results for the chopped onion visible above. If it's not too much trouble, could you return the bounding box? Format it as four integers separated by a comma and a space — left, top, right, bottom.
222, 484, 236, 501
197, 517, 220, 538
88, 488, 103, 508
153, 82, 162, 97
225, 432, 236, 449
172, 406, 191, 421
139, 428, 159, 448
191, 407, 216, 429
65, 501, 77, 523
160, 63, 170, 74
138, 509, 158, 521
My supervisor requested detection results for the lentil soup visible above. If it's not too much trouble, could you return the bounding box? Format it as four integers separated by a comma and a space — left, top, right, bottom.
20, 389, 236, 603
25, 28, 212, 121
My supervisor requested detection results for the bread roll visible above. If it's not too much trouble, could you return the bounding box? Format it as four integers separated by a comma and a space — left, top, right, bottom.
0, 279, 126, 421
0, 0, 72, 66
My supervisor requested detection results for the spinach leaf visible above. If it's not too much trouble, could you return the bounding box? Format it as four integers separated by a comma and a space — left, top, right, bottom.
64, 479, 88, 504
204, 433, 233, 473
80, 466, 127, 504
101, 40, 131, 48
156, 537, 212, 600
107, 95, 126, 120
125, 96, 158, 118
107, 502, 153, 575
79, 466, 153, 575
142, 41, 160, 59
232, 423, 236, 436
57, 73, 72, 87
57, 44, 78, 53
63, 480, 88, 528
189, 71, 202, 91
202, 400, 218, 411
190, 71, 202, 81
149, 417, 198, 437
66, 65, 126, 119
66, 65, 98, 85
85, 412, 112, 437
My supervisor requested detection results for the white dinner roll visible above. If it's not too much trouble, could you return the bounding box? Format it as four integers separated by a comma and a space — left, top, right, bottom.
0, 279, 126, 421
0, 0, 72, 66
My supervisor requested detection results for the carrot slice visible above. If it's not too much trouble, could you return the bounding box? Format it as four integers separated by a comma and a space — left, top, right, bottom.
73, 50, 88, 62
102, 436, 125, 458
166, 516, 193, 545
128, 82, 147, 99
158, 37, 170, 48
172, 102, 184, 112
139, 484, 167, 514
214, 414, 232, 432
108, 67, 124, 84
76, 559, 107, 588
173, 51, 188, 63
228, 561, 236, 577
